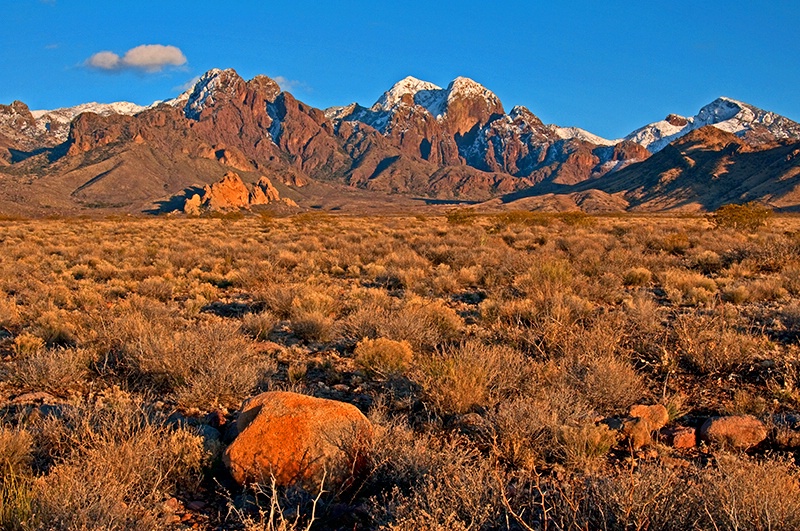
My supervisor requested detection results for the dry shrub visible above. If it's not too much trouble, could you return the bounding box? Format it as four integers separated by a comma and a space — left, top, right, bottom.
287, 286, 340, 342
291, 311, 336, 342
241, 309, 277, 341
692, 249, 723, 274
225, 478, 323, 531
11, 333, 45, 357
554, 423, 617, 470
31, 309, 79, 348
710, 202, 772, 231
30, 391, 207, 530
348, 297, 464, 352
576, 354, 645, 415
415, 341, 532, 416
726, 389, 768, 417
112, 304, 272, 408
721, 284, 750, 304
623, 291, 667, 364
8, 347, 92, 396
0, 295, 20, 329
521, 462, 698, 530
366, 414, 502, 530
354, 338, 414, 377
700, 455, 800, 530
137, 276, 175, 302
0, 427, 33, 474
623, 267, 652, 287
747, 277, 789, 301
492, 363, 598, 469
513, 258, 574, 298
258, 284, 298, 318
662, 269, 717, 306
674, 312, 764, 374
480, 292, 594, 359
392, 298, 463, 350
381, 455, 500, 531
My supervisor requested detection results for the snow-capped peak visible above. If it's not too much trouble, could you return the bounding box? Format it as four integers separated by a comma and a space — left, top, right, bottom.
625, 96, 800, 153
696, 96, 746, 124
417, 76, 502, 120
372, 76, 441, 111
30, 101, 146, 121
446, 76, 495, 100
180, 68, 243, 119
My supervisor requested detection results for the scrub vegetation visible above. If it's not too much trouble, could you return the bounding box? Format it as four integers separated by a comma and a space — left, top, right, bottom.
1, 211, 800, 530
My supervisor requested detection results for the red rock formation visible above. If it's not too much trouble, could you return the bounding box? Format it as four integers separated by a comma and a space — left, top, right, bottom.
187, 171, 292, 212
249, 176, 280, 204
201, 171, 250, 210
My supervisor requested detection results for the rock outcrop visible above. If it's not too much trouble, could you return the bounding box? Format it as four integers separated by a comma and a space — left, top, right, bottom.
223, 391, 373, 488
184, 172, 295, 213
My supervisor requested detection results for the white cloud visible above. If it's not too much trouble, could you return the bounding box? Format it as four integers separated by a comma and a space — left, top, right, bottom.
86, 44, 187, 73
87, 51, 121, 70
273, 76, 308, 93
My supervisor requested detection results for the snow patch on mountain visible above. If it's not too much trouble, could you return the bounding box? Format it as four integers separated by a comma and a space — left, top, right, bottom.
626, 97, 800, 153
180, 68, 241, 120
30, 102, 146, 141
550, 125, 618, 146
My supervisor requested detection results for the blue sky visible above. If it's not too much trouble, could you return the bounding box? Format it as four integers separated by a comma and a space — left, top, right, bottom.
2, 0, 797, 139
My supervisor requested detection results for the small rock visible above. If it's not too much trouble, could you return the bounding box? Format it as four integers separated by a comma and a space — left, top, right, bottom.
621, 404, 670, 449
186, 500, 206, 511
622, 418, 653, 449
629, 404, 669, 431
699, 415, 767, 449
662, 426, 696, 449
163, 497, 181, 513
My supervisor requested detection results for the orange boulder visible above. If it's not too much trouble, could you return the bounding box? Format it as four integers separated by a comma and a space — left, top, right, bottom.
223, 391, 372, 489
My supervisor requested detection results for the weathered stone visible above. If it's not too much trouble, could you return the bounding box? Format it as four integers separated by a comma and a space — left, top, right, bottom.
249, 176, 280, 204
621, 404, 671, 449
629, 404, 669, 431
201, 171, 250, 210
622, 417, 653, 449
183, 194, 201, 216
662, 426, 696, 449
223, 391, 372, 489
699, 415, 767, 449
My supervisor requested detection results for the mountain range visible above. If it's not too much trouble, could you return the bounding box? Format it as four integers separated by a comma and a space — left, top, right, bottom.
1, 68, 798, 215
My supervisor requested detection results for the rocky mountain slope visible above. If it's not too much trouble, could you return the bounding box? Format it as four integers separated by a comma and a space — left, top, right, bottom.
625, 97, 800, 153
0, 68, 798, 214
